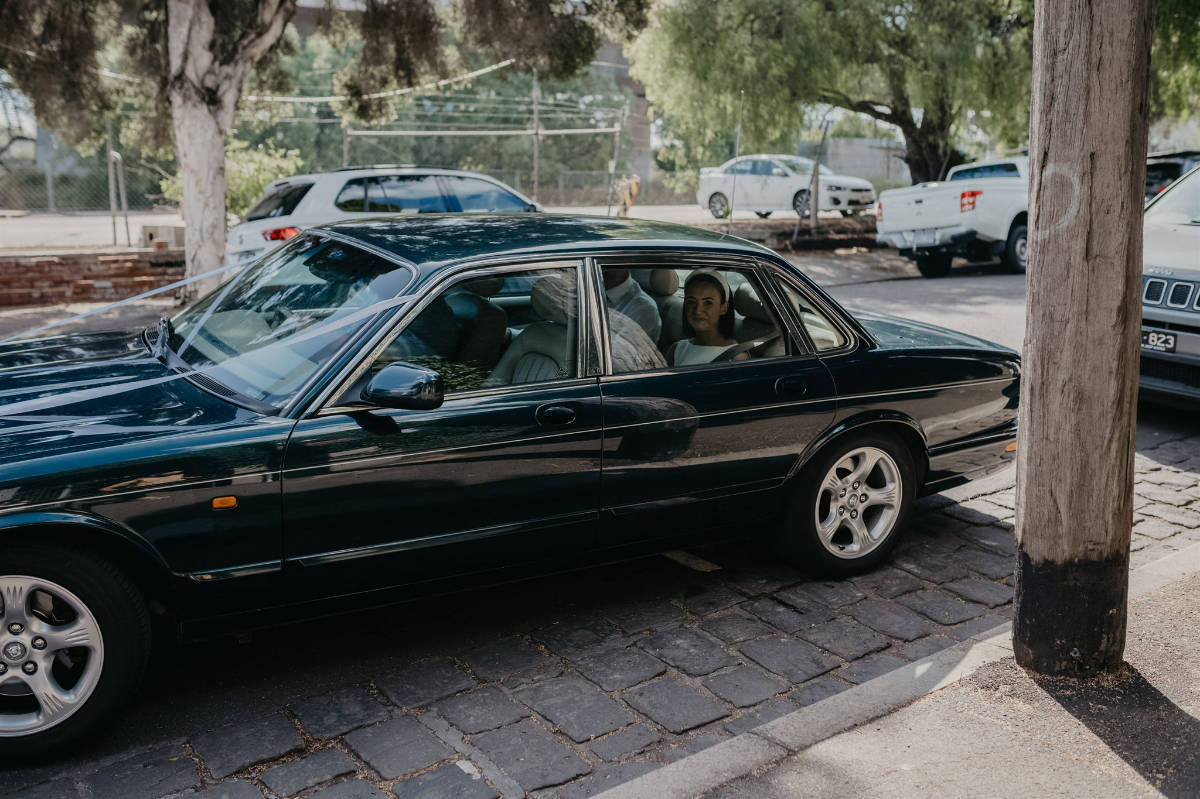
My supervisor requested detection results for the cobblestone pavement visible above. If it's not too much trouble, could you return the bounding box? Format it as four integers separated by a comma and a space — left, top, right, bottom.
2, 413, 1197, 799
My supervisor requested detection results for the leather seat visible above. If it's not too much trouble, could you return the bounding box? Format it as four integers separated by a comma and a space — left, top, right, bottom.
732, 283, 786, 357
485, 274, 576, 386
445, 276, 508, 370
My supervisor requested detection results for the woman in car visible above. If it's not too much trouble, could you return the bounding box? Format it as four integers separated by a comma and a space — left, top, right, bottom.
666, 269, 750, 365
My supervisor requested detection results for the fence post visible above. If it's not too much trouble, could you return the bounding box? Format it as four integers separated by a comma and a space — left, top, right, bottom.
106, 120, 118, 246
532, 69, 540, 202
42, 135, 56, 213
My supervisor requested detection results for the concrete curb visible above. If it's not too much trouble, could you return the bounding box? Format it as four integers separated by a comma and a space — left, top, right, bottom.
597, 540, 1200, 799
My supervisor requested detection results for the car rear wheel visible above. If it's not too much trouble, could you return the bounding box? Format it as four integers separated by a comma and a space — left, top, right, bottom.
792, 191, 811, 218
708, 193, 730, 219
1003, 223, 1028, 273
915, 253, 954, 278
0, 545, 150, 760
777, 432, 917, 577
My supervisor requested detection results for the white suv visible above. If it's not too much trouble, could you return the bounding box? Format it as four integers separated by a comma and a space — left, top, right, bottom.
226, 166, 539, 265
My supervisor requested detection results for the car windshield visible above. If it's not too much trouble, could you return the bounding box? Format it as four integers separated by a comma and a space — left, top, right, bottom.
776, 156, 833, 176
165, 235, 414, 409
1145, 166, 1200, 225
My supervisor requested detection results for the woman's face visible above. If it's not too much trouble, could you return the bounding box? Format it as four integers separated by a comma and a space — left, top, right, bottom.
684, 280, 727, 335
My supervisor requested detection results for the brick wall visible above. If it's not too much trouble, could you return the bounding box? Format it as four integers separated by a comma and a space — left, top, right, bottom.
0, 250, 185, 308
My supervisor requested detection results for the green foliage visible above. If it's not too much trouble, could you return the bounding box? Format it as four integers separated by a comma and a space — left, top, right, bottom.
1154, 0, 1200, 120
160, 139, 303, 218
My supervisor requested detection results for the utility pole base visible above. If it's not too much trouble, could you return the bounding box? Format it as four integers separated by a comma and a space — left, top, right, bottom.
1013, 551, 1129, 676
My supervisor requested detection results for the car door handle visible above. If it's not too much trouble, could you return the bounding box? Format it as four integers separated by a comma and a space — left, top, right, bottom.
775, 377, 808, 398
535, 404, 577, 427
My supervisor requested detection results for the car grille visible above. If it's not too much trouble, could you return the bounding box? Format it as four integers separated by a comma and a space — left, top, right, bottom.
1145, 317, 1200, 336
851, 188, 873, 193
1168, 281, 1194, 308
1141, 356, 1200, 389
1144, 278, 1167, 303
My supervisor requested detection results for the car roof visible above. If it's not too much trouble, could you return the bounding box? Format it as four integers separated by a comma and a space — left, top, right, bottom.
318, 214, 772, 275
264, 167, 526, 195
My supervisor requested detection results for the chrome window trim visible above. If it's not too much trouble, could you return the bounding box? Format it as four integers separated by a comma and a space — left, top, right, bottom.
763, 261, 859, 357
1167, 281, 1194, 309
304, 258, 586, 416
1143, 278, 1168, 305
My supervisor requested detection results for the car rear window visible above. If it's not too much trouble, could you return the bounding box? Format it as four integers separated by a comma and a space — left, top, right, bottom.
949, 163, 1021, 181
334, 175, 449, 213
244, 182, 313, 221
444, 176, 529, 212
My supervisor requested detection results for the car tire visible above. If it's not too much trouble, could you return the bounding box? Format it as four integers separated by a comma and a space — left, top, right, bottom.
1003, 223, 1028, 273
0, 544, 150, 761
708, 193, 730, 219
776, 431, 918, 577
915, 253, 954, 278
755, 211, 772, 219
792, 191, 811, 218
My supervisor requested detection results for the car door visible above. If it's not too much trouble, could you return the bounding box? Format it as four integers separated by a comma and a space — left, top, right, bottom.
728, 159, 759, 209
281, 260, 604, 601
594, 255, 838, 550
761, 159, 794, 209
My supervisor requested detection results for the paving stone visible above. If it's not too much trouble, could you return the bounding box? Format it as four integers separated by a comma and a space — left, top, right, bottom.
790, 674, 851, 706
891, 549, 971, 584
955, 524, 1016, 554
471, 719, 591, 791
533, 619, 617, 654
702, 665, 787, 707
1145, 468, 1199, 488
743, 597, 827, 633
897, 636, 957, 660
551, 761, 659, 799
434, 686, 527, 734
3, 780, 79, 799
915, 494, 956, 511
944, 577, 1014, 607
261, 749, 357, 796
1139, 503, 1200, 529
573, 647, 666, 691
515, 676, 632, 742
391, 762, 498, 799
677, 585, 745, 616
603, 601, 687, 633
849, 566, 925, 598
798, 619, 889, 660
377, 657, 476, 708
723, 697, 800, 735
622, 678, 730, 733
780, 580, 864, 608
659, 731, 729, 762
637, 628, 737, 676
345, 716, 454, 779
192, 713, 303, 779
1133, 518, 1180, 540
700, 611, 774, 643
958, 498, 1014, 520
721, 568, 801, 597
738, 636, 841, 683
849, 599, 933, 641
463, 637, 552, 682
986, 491, 1017, 510
942, 503, 1003, 525
291, 686, 390, 738
1130, 535, 1151, 552
193, 779, 263, 799
955, 547, 1014, 579
89, 745, 200, 799
944, 613, 1009, 641
307, 780, 389, 799
1135, 483, 1192, 506
838, 653, 907, 684
589, 724, 661, 761
898, 589, 988, 626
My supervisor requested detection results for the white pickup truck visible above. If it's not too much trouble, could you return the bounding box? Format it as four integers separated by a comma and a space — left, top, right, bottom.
875, 157, 1029, 278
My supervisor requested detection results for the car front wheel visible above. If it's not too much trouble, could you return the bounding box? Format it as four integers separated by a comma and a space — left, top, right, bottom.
0, 544, 150, 760
778, 433, 917, 577
792, 191, 811, 218
708, 193, 730, 219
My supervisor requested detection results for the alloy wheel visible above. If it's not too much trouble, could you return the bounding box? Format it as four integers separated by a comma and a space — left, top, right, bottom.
813, 446, 903, 559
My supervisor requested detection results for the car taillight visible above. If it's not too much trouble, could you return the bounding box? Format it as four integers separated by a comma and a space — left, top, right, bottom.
876, 201, 882, 222
262, 226, 301, 241
960, 190, 982, 213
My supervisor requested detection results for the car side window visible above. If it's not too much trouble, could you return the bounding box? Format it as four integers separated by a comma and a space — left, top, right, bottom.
775, 280, 847, 351
344, 266, 580, 402
369, 175, 448, 213
445, 176, 529, 212
334, 178, 368, 212
727, 160, 755, 175
602, 264, 794, 375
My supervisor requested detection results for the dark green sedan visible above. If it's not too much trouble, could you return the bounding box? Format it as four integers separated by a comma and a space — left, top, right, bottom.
0, 215, 1018, 756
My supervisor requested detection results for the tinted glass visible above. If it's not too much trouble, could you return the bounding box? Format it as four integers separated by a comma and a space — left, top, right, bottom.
446, 176, 529, 212
369, 175, 448, 213
334, 178, 368, 212
244, 183, 313, 221
777, 281, 846, 351
949, 163, 1020, 181
727, 160, 755, 174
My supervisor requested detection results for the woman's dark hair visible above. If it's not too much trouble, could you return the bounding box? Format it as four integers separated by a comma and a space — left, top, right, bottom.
682, 272, 736, 339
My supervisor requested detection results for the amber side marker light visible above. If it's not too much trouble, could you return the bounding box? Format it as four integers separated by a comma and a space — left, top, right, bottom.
1005, 442, 1018, 452
212, 496, 238, 510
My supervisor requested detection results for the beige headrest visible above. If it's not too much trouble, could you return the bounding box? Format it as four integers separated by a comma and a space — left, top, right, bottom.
648, 268, 679, 297
734, 283, 773, 322
530, 274, 573, 325
464, 276, 504, 296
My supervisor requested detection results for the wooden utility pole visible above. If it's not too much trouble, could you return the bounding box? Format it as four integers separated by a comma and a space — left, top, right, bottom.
1014, 0, 1155, 676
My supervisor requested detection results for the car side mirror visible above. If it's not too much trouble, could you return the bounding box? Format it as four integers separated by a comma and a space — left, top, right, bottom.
361, 362, 444, 410
772, 168, 787, 177
525, 202, 543, 212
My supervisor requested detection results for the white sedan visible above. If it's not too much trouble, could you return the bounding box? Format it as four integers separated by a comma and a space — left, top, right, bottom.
696, 155, 876, 219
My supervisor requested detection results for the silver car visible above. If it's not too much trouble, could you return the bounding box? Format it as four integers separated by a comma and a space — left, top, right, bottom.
1140, 164, 1200, 404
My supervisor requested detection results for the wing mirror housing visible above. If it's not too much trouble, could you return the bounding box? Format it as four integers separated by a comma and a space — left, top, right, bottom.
361, 362, 444, 410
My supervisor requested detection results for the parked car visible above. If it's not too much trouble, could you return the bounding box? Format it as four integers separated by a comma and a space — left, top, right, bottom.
696, 155, 876, 219
1145, 150, 1200, 202
875, 156, 1029, 278
225, 165, 539, 265
0, 215, 1019, 755
1140, 163, 1200, 404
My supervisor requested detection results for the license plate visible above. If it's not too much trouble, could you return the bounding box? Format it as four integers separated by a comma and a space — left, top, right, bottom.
911, 229, 937, 247
1142, 328, 1176, 352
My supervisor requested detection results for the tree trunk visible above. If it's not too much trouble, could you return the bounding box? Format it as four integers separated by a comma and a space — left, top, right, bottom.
1013, 0, 1155, 676
899, 125, 965, 184
169, 95, 228, 297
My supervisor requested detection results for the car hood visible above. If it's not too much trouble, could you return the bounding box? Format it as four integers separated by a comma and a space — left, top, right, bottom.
831, 175, 875, 190
850, 310, 1017, 355
0, 330, 247, 466
1144, 221, 1200, 278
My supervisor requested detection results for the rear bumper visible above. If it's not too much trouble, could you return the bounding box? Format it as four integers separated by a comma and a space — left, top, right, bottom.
921, 423, 1017, 495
